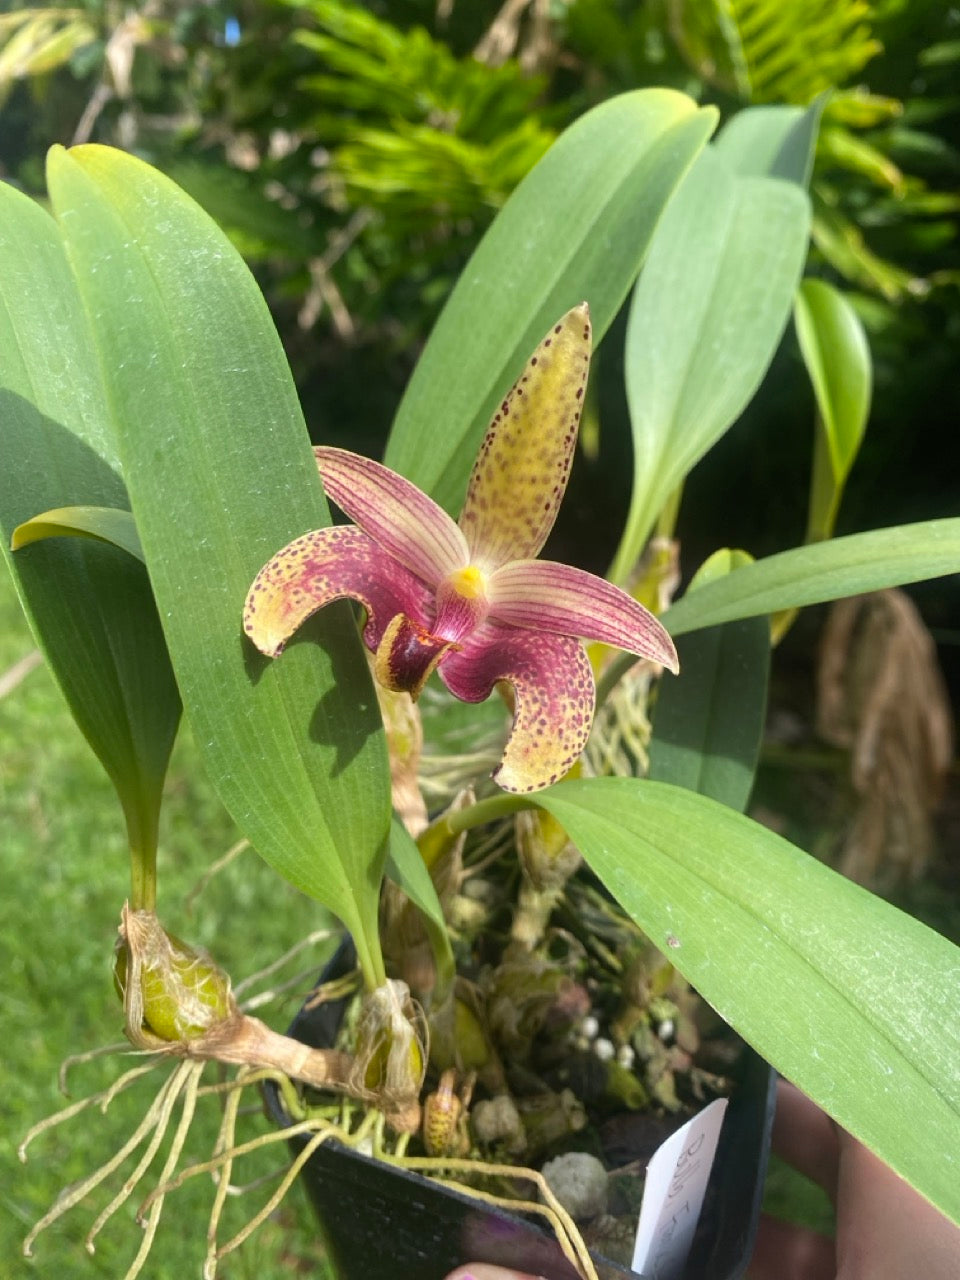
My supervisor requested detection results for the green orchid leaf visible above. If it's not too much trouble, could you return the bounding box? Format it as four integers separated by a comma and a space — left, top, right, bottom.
386, 816, 456, 1001
0, 180, 180, 881
46, 144, 392, 987
609, 146, 810, 582
649, 550, 768, 812
385, 89, 718, 513
12, 505, 144, 562
662, 519, 960, 637
534, 777, 960, 1226
794, 278, 872, 542
713, 96, 826, 186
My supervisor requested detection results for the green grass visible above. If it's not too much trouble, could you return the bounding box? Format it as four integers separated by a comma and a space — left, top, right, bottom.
0, 564, 336, 1280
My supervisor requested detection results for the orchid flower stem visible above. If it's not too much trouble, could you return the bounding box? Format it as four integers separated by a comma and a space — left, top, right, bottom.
443, 792, 530, 839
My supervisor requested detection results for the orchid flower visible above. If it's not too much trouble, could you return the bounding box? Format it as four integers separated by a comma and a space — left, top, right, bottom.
244, 304, 678, 793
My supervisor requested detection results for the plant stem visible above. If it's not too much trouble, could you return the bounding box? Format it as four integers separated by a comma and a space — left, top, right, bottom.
444, 791, 530, 837
129, 844, 157, 913
351, 909, 388, 992
122, 788, 161, 912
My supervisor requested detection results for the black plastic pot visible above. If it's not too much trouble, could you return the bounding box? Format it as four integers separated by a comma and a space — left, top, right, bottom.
266, 943, 776, 1280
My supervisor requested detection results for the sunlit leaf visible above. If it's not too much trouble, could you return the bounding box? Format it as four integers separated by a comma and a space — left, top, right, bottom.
662, 519, 960, 637
386, 816, 455, 1000
649, 550, 767, 812
609, 145, 810, 581
794, 278, 872, 542
0, 179, 180, 873
385, 89, 717, 513
12, 505, 144, 562
46, 144, 392, 986
713, 97, 825, 186
534, 777, 960, 1226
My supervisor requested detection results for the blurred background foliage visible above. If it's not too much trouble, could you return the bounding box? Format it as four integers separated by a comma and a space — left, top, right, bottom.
1, 0, 956, 538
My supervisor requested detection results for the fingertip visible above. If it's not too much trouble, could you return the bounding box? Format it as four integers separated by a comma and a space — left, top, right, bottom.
748, 1214, 835, 1280
441, 1267, 547, 1280
772, 1079, 841, 1202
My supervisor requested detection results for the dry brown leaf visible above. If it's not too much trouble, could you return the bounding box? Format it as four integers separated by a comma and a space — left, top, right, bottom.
816, 589, 954, 887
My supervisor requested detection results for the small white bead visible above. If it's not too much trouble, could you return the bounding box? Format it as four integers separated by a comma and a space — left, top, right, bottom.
580, 1015, 600, 1040
658, 1018, 675, 1042
616, 1044, 635, 1070
593, 1037, 615, 1061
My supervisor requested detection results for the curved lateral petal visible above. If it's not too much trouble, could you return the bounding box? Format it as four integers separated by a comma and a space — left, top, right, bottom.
488, 559, 679, 673
440, 624, 594, 793
244, 526, 433, 658
458, 304, 592, 569
315, 446, 468, 586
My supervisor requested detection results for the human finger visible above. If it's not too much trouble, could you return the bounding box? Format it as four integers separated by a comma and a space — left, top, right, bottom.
771, 1079, 840, 1204
441, 1268, 547, 1280
747, 1213, 835, 1280
835, 1132, 960, 1280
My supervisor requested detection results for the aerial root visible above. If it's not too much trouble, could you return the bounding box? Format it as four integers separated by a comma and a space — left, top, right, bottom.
20, 1053, 309, 1279
234, 928, 338, 1006
85, 1060, 204, 1253
138, 1115, 353, 1210
59, 1041, 131, 1094
391, 1155, 599, 1280
22, 1031, 598, 1280
19, 1059, 164, 1163
22, 1057, 190, 1261
203, 1064, 256, 1275
303, 968, 361, 1011
119, 1061, 204, 1280
184, 838, 251, 911
206, 1126, 336, 1275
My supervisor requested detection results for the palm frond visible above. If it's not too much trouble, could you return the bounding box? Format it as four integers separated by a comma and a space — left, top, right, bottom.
670, 0, 883, 102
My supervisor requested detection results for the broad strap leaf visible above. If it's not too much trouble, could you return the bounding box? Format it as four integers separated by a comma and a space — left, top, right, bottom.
385, 89, 717, 514
610, 144, 810, 581
0, 179, 180, 868
663, 520, 960, 637
46, 144, 392, 982
534, 776, 960, 1227
649, 550, 768, 812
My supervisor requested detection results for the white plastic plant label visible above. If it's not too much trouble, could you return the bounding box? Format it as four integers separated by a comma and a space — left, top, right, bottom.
630, 1096, 728, 1280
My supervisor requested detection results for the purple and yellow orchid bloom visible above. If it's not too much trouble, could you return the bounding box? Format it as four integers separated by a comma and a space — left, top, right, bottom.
244, 304, 678, 793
